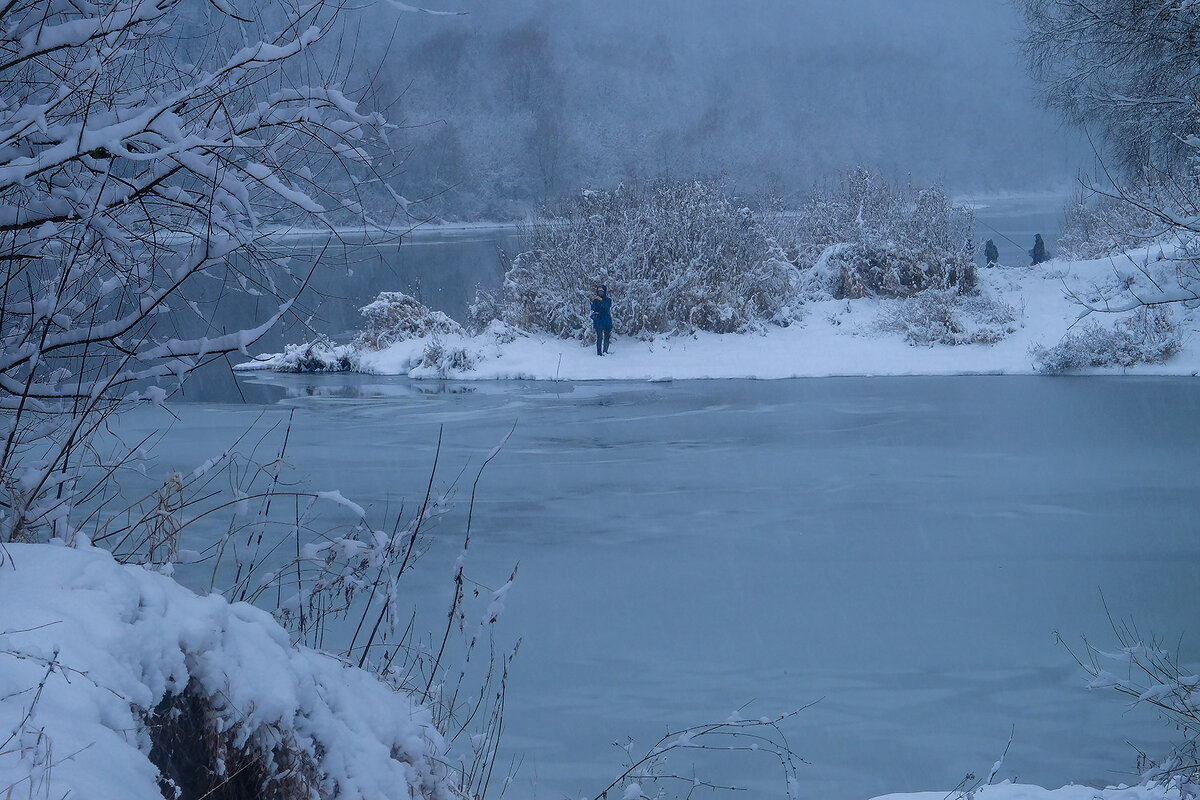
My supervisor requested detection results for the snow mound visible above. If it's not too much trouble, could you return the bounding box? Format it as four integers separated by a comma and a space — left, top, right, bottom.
238, 336, 358, 373
872, 780, 1181, 800
0, 544, 455, 800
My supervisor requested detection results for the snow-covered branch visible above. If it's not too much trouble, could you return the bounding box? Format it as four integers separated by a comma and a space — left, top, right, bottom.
0, 0, 400, 544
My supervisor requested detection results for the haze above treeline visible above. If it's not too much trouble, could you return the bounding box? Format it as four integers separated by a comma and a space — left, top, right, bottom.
350, 0, 1085, 220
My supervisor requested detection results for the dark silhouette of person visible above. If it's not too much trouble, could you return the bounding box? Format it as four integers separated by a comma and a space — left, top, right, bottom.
590, 285, 612, 356
984, 239, 999, 267
1029, 234, 1048, 265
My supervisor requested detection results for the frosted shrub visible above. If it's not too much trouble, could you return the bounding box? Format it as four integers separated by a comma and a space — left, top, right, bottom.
878, 289, 1017, 346
785, 167, 977, 300
270, 337, 356, 373
484, 180, 800, 339
1031, 307, 1182, 373
828, 242, 978, 299
1063, 620, 1200, 797
418, 339, 478, 377
1058, 191, 1164, 260
248, 294, 467, 372
356, 292, 463, 349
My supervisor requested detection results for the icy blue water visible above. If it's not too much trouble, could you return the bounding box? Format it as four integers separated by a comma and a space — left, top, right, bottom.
970, 194, 1065, 268
120, 374, 1200, 800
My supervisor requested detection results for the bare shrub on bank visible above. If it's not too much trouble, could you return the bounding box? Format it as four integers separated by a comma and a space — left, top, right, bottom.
1031, 307, 1182, 373
80, 412, 519, 799
477, 180, 800, 340
1058, 188, 1168, 261
877, 290, 1018, 347
1061, 615, 1200, 795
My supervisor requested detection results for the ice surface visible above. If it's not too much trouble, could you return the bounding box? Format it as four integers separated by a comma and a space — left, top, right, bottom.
115, 375, 1200, 800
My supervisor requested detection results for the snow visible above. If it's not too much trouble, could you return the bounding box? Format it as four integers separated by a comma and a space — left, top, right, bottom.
238, 248, 1200, 380
316, 489, 367, 518
0, 543, 454, 800
872, 782, 1182, 800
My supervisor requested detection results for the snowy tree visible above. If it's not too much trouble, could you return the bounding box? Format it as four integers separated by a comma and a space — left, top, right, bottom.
0, 0, 400, 544
1017, 0, 1200, 311
1017, 0, 1200, 178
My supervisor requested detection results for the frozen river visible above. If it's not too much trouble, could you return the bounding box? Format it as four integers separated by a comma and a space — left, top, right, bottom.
118, 374, 1200, 800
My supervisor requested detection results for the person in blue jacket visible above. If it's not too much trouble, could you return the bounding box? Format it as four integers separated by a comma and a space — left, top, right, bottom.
590, 285, 612, 356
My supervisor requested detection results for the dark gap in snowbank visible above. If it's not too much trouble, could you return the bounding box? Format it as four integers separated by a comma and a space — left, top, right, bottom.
147, 680, 315, 800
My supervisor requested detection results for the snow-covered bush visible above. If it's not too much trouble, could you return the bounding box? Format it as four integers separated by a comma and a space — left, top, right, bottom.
418, 338, 479, 377
784, 167, 977, 300
244, 294, 466, 372
878, 289, 1018, 346
825, 241, 978, 299
356, 292, 464, 350
1058, 191, 1166, 260
1031, 307, 1182, 373
484, 180, 801, 339
266, 337, 358, 373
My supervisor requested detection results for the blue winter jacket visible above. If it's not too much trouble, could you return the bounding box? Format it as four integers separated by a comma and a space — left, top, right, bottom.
590, 295, 612, 329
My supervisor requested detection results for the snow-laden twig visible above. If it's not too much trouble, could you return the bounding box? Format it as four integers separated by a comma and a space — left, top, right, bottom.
0, 0, 407, 546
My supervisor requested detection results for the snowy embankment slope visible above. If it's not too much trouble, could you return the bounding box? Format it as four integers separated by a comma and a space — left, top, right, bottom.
238, 248, 1200, 380
0, 544, 453, 800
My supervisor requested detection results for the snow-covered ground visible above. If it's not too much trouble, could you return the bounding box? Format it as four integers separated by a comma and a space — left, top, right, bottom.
873, 784, 1185, 800
237, 248, 1200, 380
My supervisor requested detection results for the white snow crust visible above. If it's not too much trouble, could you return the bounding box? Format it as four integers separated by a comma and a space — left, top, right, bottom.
0, 543, 453, 800
872, 781, 1181, 800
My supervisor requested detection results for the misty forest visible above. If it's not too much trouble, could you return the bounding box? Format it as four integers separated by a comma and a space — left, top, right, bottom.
1, 2, 1198, 800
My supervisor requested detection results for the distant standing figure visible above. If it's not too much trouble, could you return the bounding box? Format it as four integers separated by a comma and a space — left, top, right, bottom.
1029, 233, 1048, 266
590, 285, 612, 356
984, 239, 999, 267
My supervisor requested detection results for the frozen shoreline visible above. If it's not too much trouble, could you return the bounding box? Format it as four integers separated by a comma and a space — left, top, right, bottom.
236, 250, 1200, 381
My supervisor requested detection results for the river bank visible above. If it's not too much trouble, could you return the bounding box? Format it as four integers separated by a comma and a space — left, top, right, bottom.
237, 245, 1200, 380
